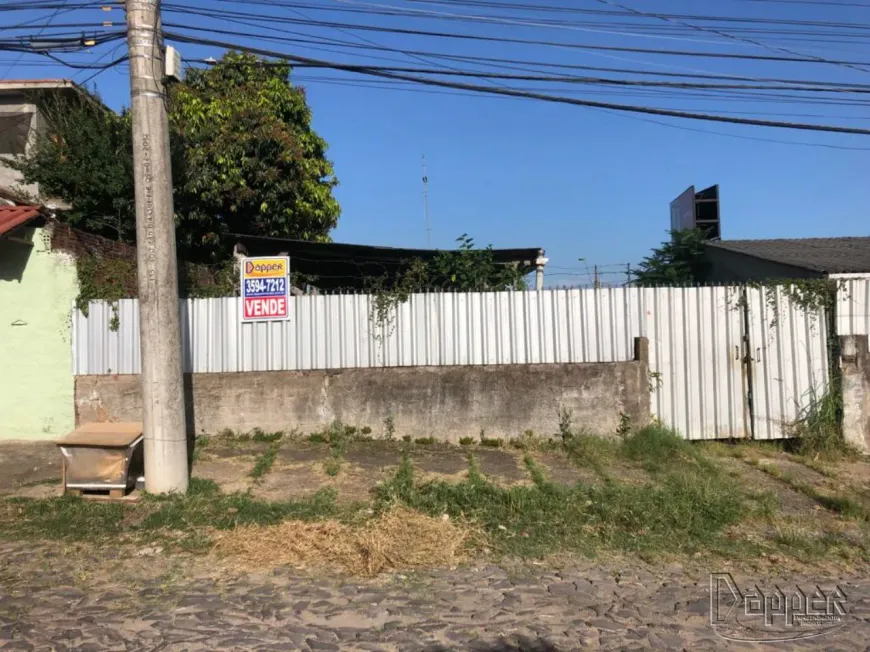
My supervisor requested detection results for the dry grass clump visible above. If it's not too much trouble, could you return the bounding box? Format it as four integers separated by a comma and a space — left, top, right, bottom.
211, 507, 476, 576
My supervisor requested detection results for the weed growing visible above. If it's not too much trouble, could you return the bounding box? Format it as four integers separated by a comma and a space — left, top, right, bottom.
0, 479, 351, 549
373, 444, 746, 559
459, 437, 475, 446
249, 442, 280, 480
414, 437, 436, 445
479, 438, 503, 448
792, 389, 858, 461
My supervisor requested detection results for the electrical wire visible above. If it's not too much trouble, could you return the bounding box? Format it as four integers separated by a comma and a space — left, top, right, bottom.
158, 4, 870, 67
165, 31, 870, 135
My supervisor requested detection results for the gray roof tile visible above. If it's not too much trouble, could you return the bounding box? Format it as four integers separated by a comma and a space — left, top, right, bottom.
705, 237, 870, 273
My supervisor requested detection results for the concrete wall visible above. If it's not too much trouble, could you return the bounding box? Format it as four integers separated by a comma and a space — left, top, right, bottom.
841, 335, 870, 453
74, 339, 650, 441
0, 226, 78, 439
0, 92, 39, 197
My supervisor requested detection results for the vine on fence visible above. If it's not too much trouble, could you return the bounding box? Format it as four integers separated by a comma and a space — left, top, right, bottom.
74, 254, 238, 330
364, 234, 528, 335
729, 278, 843, 330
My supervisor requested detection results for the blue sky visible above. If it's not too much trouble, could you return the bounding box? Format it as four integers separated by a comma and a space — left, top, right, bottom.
3, 0, 869, 286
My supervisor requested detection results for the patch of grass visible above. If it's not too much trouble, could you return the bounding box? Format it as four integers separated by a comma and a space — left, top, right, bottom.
753, 461, 870, 522
250, 428, 284, 443
361, 426, 373, 436
249, 442, 280, 480
1, 494, 129, 540
414, 437, 436, 445
562, 432, 618, 478
402, 435, 412, 443
479, 437, 503, 448
324, 457, 342, 477
459, 437, 476, 447
216, 428, 235, 438
373, 446, 746, 559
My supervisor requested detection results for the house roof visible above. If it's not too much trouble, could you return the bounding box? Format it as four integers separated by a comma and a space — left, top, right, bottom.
705, 237, 870, 274
0, 79, 76, 92
0, 206, 43, 238
232, 234, 545, 290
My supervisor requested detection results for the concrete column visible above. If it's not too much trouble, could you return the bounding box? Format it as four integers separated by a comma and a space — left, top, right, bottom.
840, 335, 870, 454
127, 0, 189, 493
535, 255, 549, 291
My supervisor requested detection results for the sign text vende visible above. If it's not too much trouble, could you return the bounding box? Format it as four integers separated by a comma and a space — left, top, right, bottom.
244, 297, 287, 319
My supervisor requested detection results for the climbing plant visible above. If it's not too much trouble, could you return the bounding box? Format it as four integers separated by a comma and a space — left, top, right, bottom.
365, 234, 528, 334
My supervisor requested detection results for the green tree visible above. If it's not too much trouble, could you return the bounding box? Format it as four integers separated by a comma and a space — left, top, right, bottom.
12, 52, 340, 261
634, 228, 711, 286
10, 92, 135, 241
429, 234, 527, 291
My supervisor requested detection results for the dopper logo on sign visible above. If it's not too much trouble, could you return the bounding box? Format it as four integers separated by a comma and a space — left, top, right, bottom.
241, 256, 291, 322
244, 258, 288, 278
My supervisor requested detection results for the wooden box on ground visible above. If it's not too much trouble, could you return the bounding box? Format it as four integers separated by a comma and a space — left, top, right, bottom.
57, 423, 143, 498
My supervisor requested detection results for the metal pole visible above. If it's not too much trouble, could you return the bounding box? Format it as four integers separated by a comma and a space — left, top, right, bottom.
126, 0, 188, 493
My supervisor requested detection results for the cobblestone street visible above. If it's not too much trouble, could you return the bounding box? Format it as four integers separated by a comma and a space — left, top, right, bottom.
1, 542, 868, 651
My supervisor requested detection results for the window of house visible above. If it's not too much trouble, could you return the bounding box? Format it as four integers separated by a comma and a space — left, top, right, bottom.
0, 113, 33, 155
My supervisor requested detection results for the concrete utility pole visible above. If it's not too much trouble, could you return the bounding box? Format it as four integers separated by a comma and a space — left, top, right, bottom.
126, 0, 188, 493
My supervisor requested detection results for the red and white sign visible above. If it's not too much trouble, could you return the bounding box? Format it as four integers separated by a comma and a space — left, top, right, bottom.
240, 256, 291, 322
243, 296, 288, 320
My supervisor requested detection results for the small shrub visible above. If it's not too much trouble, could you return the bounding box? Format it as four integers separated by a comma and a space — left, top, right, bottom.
307, 432, 329, 444
402, 435, 412, 443
384, 414, 396, 440
459, 437, 476, 446
216, 428, 235, 439
793, 389, 857, 461
324, 457, 341, 477
251, 429, 283, 443
361, 426, 373, 436
558, 407, 574, 442
479, 437, 503, 448
414, 437, 436, 445
616, 413, 632, 440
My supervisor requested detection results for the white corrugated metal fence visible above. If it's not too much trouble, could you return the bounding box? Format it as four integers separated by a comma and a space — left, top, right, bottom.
72, 282, 861, 440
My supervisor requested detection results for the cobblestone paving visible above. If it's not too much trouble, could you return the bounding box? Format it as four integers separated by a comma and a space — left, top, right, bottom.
1, 544, 868, 651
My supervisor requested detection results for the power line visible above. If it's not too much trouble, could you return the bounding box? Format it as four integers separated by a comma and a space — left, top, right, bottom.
592, 0, 870, 75
158, 4, 870, 67
165, 31, 870, 135
0, 0, 71, 80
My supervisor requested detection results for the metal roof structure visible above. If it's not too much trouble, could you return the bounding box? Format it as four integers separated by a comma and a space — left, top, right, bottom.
232, 234, 545, 290
706, 237, 870, 274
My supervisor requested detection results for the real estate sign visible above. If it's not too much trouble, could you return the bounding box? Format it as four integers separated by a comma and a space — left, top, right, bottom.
240, 256, 291, 322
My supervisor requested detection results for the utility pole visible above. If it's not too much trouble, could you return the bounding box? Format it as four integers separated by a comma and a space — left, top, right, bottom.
422, 154, 431, 247
625, 263, 632, 286
593, 265, 600, 289
126, 0, 188, 493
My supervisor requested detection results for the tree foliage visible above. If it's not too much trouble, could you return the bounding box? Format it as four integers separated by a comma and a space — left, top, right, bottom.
367, 234, 528, 330
634, 229, 710, 286
12, 52, 340, 262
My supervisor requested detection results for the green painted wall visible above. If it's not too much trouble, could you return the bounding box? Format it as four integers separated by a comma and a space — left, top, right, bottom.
0, 227, 78, 439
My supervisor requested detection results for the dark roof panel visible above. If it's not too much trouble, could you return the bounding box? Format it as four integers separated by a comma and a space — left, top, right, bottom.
705, 237, 870, 274
231, 234, 544, 290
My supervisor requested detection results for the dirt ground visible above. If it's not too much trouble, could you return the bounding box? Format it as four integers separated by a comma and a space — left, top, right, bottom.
4, 436, 869, 525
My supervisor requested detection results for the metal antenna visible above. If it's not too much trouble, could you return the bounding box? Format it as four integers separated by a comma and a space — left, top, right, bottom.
422, 154, 431, 248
